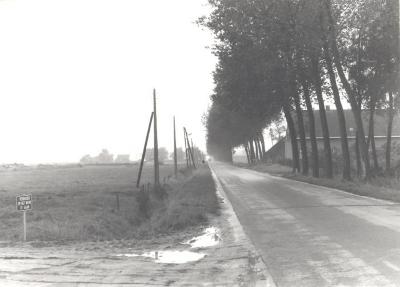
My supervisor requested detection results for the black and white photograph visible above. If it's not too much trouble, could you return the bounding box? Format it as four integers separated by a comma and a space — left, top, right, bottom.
0, 0, 398, 286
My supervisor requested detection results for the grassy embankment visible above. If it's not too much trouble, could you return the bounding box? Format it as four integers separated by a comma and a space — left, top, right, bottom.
0, 164, 219, 242
237, 162, 400, 202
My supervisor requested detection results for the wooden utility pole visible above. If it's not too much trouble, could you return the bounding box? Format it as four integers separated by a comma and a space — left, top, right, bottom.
136, 112, 154, 187
173, 116, 178, 177
184, 128, 196, 169
153, 89, 160, 187
191, 139, 197, 166
184, 128, 189, 168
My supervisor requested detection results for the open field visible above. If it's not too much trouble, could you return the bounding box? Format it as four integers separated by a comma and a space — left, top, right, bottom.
0, 164, 269, 287
0, 163, 178, 196
237, 162, 400, 203
0, 163, 218, 242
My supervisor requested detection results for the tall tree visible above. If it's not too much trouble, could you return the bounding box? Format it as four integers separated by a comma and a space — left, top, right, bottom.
322, 41, 351, 180
311, 52, 333, 178
259, 132, 266, 157
323, 0, 371, 177
386, 92, 395, 171
293, 89, 309, 175
283, 101, 301, 173
300, 78, 319, 177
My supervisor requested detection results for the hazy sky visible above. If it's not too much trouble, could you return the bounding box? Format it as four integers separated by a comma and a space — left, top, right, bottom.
0, 0, 217, 164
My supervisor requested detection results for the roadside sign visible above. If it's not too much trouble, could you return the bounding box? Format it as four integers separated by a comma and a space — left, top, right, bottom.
16, 194, 32, 241
16, 194, 32, 211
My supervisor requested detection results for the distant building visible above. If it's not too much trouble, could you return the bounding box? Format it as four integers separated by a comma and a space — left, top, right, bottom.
114, 154, 130, 163
284, 109, 400, 160
79, 149, 114, 164
264, 139, 285, 163
264, 109, 400, 163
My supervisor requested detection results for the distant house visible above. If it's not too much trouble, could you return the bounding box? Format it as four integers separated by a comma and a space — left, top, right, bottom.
264, 139, 286, 163
279, 109, 400, 160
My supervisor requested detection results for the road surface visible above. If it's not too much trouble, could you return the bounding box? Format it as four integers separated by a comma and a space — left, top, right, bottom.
211, 162, 400, 287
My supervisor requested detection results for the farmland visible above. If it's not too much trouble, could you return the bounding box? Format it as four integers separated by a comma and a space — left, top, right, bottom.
0, 163, 217, 242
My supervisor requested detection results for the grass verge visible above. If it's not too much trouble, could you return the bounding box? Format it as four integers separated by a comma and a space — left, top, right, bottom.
0, 165, 219, 242
139, 166, 220, 237
237, 162, 400, 203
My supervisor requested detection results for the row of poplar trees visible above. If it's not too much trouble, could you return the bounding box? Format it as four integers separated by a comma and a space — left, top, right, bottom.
202, 0, 399, 180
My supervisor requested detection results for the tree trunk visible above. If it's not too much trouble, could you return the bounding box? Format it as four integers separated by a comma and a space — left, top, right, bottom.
245, 145, 251, 165
256, 138, 263, 161
226, 147, 233, 163
311, 53, 333, 178
259, 132, 266, 157
249, 140, 256, 164
254, 138, 259, 161
386, 92, 394, 171
367, 103, 374, 150
355, 130, 362, 178
283, 102, 300, 173
371, 133, 379, 171
293, 89, 309, 175
324, 0, 371, 178
254, 138, 260, 160
323, 42, 351, 180
367, 101, 380, 171
301, 80, 319, 177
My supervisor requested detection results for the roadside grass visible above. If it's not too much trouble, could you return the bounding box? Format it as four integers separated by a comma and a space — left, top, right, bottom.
237, 162, 400, 203
139, 166, 219, 236
236, 162, 292, 175
0, 164, 218, 242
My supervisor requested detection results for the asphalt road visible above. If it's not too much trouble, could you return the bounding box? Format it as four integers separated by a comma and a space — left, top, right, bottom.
211, 162, 400, 287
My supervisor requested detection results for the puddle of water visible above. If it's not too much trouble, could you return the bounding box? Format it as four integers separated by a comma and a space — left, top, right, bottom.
116, 227, 220, 264
185, 227, 221, 248
117, 250, 205, 264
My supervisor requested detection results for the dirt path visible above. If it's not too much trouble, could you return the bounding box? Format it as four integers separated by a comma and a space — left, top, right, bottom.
0, 167, 273, 286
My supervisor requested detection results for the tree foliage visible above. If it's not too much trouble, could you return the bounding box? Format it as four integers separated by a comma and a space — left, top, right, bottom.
202, 0, 399, 178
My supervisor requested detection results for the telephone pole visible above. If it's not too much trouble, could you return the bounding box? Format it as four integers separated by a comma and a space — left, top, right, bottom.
184, 127, 196, 169
173, 116, 178, 177
184, 128, 189, 168
136, 112, 154, 187
191, 138, 197, 166
153, 89, 160, 187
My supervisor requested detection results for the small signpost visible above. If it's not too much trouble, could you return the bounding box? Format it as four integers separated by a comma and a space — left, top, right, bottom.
16, 194, 32, 241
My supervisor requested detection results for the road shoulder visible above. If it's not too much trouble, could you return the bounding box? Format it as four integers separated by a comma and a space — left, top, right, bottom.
209, 164, 277, 287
